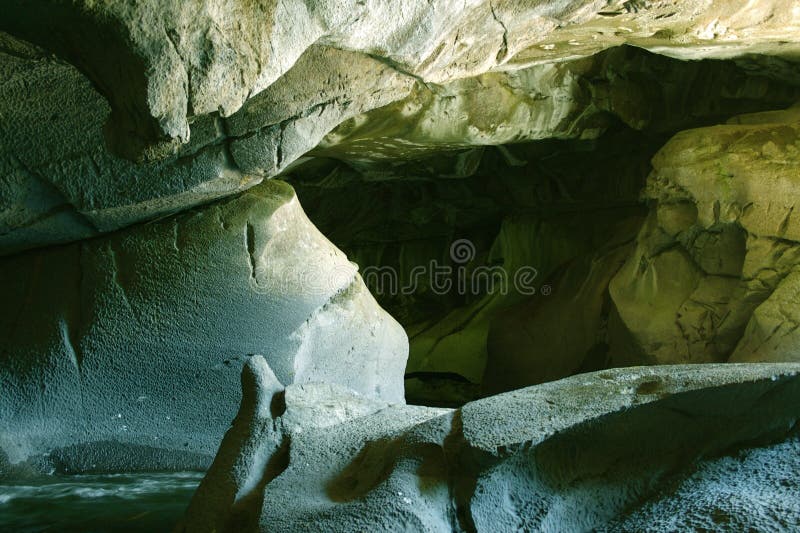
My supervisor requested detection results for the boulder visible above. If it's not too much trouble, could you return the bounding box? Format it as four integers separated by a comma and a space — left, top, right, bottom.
609, 104, 800, 366
0, 179, 407, 471
180, 357, 800, 532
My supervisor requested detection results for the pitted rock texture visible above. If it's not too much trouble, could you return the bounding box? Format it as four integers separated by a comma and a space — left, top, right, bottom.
3, 1, 800, 159
599, 436, 800, 531
0, 180, 407, 471
609, 104, 800, 366
180, 358, 800, 532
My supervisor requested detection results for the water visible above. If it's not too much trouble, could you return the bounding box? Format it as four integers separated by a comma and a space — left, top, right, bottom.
0, 472, 203, 532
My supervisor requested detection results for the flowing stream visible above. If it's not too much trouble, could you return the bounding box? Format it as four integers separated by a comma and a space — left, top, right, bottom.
0, 472, 203, 532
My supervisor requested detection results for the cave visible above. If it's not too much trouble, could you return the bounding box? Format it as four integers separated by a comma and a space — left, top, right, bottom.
2, 2, 800, 532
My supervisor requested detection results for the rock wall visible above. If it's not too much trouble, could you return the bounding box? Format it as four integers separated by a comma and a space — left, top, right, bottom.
0, 180, 407, 470
0, 40, 413, 255
291, 60, 800, 400
291, 127, 657, 403
317, 45, 800, 161
2, 14, 800, 257
2, 0, 800, 485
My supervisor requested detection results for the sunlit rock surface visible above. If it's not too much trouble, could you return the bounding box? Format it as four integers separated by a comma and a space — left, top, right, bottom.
180, 357, 800, 532
0, 180, 407, 471
610, 104, 800, 366
317, 46, 800, 161
3, 0, 799, 159
0, 40, 413, 255
3, 4, 800, 255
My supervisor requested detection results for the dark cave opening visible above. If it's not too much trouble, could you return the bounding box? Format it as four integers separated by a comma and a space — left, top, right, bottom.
287, 45, 800, 406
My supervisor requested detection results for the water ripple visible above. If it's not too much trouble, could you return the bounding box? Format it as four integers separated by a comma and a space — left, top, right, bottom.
0, 472, 203, 532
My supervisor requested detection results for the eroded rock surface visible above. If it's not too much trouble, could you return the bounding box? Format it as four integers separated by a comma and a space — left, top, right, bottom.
0, 180, 407, 471
610, 104, 800, 366
3, 6, 800, 256
4, 1, 800, 159
2, 0, 800, 487
600, 437, 800, 531
318, 45, 800, 161
180, 358, 800, 532
0, 40, 412, 255
290, 128, 659, 400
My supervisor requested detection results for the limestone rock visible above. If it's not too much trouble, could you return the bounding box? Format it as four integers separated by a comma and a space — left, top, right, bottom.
0, 180, 407, 471
319, 46, 800, 161
0, 41, 413, 255
609, 104, 800, 366
646, 104, 800, 242
483, 233, 636, 394
3, 1, 800, 159
3, 35, 800, 256
730, 270, 800, 363
180, 359, 800, 532
600, 436, 800, 531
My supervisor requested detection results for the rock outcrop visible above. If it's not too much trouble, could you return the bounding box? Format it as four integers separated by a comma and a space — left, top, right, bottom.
483, 235, 635, 393
3, 8, 800, 257
609, 104, 800, 366
0, 180, 407, 471
288, 50, 800, 399
318, 45, 800, 161
180, 357, 800, 532
0, 40, 413, 255
290, 128, 659, 401
1, 0, 800, 489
